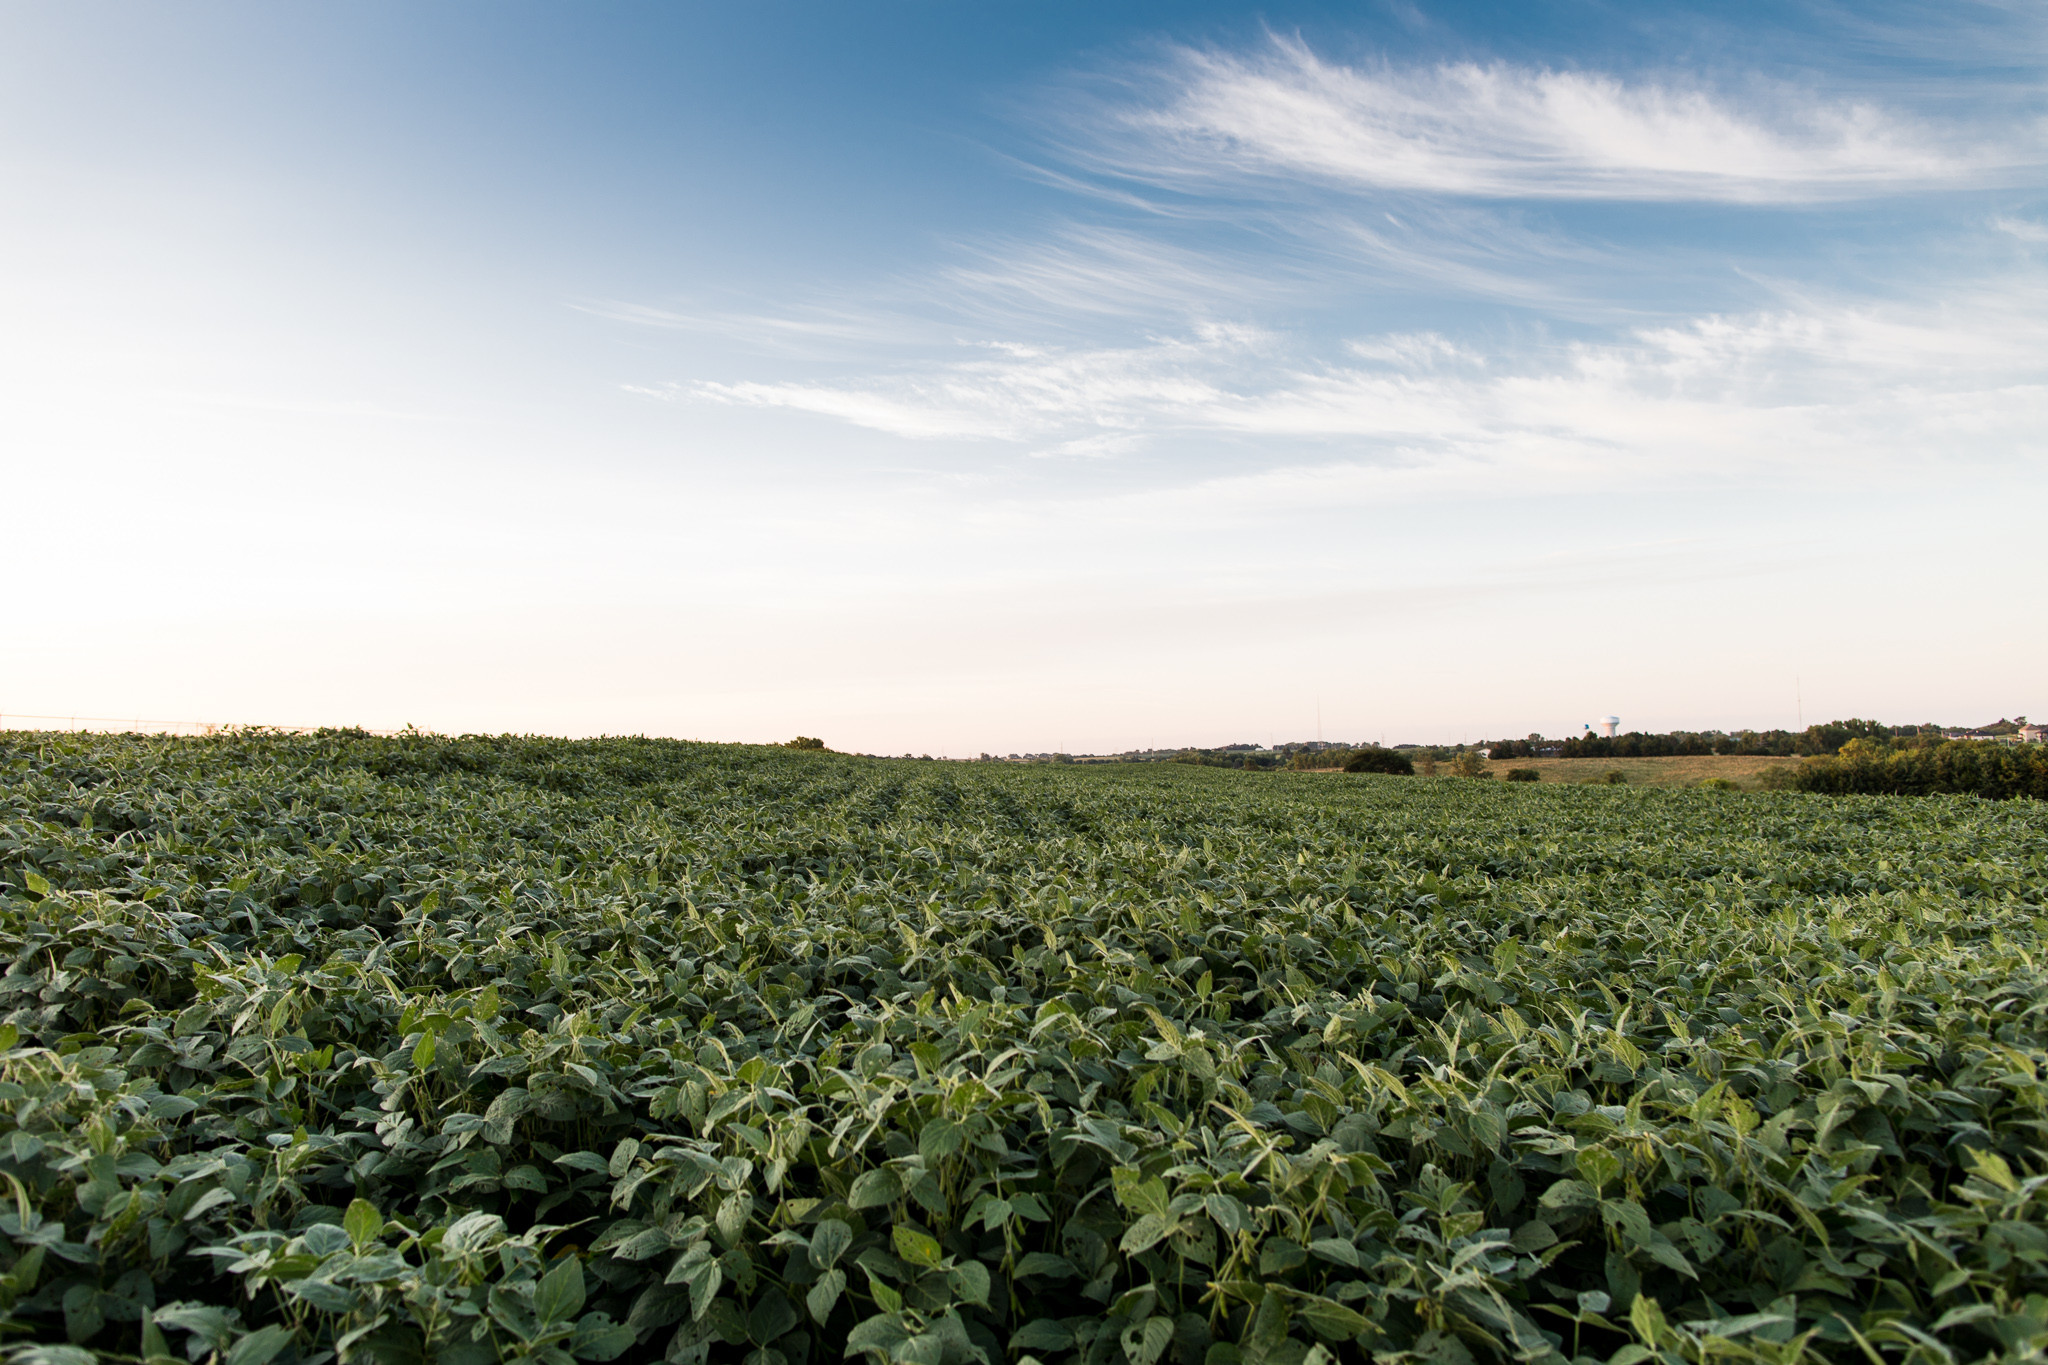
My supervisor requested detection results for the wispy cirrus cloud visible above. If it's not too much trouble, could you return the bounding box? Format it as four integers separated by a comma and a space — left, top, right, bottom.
680, 276, 2047, 489
689, 324, 1262, 441
1071, 38, 2039, 203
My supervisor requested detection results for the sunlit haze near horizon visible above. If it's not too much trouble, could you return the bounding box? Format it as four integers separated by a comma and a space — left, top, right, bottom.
3, 1, 2044, 755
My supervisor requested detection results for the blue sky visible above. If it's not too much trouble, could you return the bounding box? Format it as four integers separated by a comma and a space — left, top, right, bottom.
3, 1, 2043, 752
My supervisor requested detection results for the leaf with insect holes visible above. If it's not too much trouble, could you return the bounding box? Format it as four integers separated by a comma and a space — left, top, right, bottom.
892, 1225, 944, 1269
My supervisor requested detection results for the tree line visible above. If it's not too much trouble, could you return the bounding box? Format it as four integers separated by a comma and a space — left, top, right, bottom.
1481, 718, 1943, 760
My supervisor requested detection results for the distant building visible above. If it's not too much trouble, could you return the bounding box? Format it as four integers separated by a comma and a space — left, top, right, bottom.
2021, 723, 2046, 744
1944, 727, 2026, 745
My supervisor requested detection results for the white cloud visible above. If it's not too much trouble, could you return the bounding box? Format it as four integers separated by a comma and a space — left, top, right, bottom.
1995, 215, 2048, 242
1032, 432, 1149, 459
1082, 39, 2033, 202
693, 324, 1262, 440
1345, 331, 1479, 367
681, 276, 2048, 495
933, 226, 1280, 320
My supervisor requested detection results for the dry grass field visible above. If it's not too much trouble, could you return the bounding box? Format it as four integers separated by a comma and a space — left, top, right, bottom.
1477, 752, 1802, 788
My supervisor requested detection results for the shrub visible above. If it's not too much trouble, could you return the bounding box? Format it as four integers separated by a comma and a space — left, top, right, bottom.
782, 736, 827, 750
1793, 738, 2048, 799
1447, 751, 1487, 779
1340, 746, 1415, 775
1698, 777, 1739, 791
1504, 767, 1540, 782
1757, 763, 1804, 790
1582, 769, 1628, 785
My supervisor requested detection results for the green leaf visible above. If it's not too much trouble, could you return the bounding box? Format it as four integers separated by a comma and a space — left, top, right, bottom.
141, 1311, 173, 1363
846, 1313, 911, 1359
1540, 1178, 1599, 1211
1206, 1193, 1249, 1236
1008, 1190, 1050, 1221
1932, 1304, 2000, 1332
1307, 1238, 1361, 1268
1288, 1294, 1374, 1342
809, 1218, 853, 1269
947, 1260, 990, 1308
224, 1326, 296, 1365
747, 1289, 798, 1345
806, 1268, 846, 1325
1011, 1320, 1075, 1352
570, 1313, 635, 1362
1243, 1292, 1290, 1365
1123, 1317, 1174, 1365
1258, 1240, 1306, 1275
483, 1087, 531, 1145
1600, 1198, 1654, 1244
18, 1348, 94, 1365
1576, 1146, 1623, 1193
717, 1192, 754, 1244
1640, 1231, 1697, 1280
1013, 1252, 1076, 1278
412, 1031, 437, 1072
865, 1270, 903, 1316
679, 1257, 723, 1321
919, 1118, 963, 1159
1113, 1170, 1171, 1218
23, 871, 50, 897
442, 1211, 506, 1253
892, 1225, 944, 1270
344, 1197, 383, 1250
535, 1257, 588, 1326
1629, 1295, 1669, 1349
1966, 1147, 2019, 1192
847, 1167, 901, 1210
1120, 1213, 1177, 1254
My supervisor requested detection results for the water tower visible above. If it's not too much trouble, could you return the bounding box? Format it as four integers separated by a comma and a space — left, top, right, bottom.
1599, 716, 1620, 738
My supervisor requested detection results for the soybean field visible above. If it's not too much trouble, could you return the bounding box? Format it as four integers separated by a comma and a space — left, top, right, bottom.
2, 732, 2046, 1365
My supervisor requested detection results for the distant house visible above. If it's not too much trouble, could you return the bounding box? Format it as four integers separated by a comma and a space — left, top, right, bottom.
1945, 720, 2031, 745
2022, 723, 2047, 744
